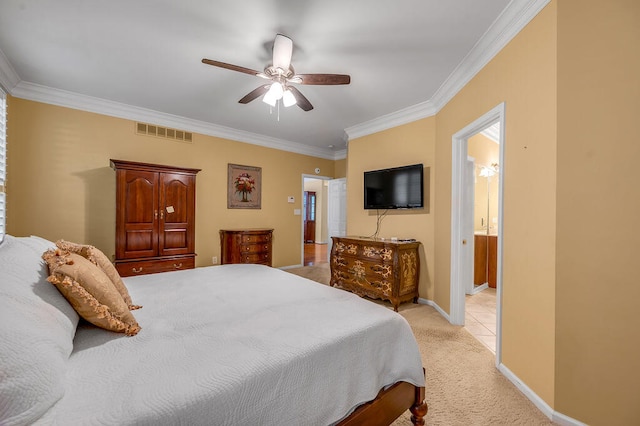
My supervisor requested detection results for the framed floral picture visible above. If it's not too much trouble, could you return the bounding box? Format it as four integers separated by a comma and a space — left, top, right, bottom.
227, 163, 262, 209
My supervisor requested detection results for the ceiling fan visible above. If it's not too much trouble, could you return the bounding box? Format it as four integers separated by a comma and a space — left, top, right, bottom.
202, 34, 350, 112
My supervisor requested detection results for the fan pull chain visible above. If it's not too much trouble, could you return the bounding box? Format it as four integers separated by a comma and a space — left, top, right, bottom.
267, 101, 281, 121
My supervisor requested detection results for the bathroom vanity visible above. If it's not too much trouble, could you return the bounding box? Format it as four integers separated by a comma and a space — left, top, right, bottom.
474, 233, 497, 288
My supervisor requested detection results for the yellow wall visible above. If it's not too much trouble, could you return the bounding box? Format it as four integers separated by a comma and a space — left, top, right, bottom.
347, 2, 558, 407
6, 98, 336, 268
347, 118, 436, 299
334, 158, 347, 178
555, 0, 640, 424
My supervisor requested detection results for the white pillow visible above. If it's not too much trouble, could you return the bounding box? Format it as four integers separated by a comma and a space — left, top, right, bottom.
0, 235, 79, 425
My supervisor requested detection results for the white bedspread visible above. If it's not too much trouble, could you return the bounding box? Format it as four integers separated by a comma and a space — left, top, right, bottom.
36, 264, 424, 426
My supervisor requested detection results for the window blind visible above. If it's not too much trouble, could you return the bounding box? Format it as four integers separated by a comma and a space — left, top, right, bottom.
0, 88, 6, 242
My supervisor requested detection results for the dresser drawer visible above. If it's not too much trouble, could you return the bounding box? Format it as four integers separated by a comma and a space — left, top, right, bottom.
241, 234, 271, 244
116, 257, 195, 277
239, 243, 271, 254
239, 252, 272, 264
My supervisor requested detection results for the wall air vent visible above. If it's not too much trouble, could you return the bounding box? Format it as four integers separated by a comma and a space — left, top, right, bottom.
136, 122, 193, 143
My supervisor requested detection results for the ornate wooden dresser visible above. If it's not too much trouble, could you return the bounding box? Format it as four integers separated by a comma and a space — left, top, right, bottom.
220, 229, 273, 266
330, 236, 420, 311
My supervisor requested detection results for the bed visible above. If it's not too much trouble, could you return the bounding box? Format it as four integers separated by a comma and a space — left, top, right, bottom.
0, 235, 427, 425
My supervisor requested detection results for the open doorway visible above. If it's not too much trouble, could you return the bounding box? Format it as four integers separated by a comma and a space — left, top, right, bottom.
465, 124, 500, 354
302, 176, 329, 266
451, 103, 505, 365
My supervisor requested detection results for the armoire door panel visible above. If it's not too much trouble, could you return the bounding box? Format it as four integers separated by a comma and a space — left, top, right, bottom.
124, 229, 155, 255
116, 168, 159, 259
124, 172, 158, 224
159, 173, 195, 255
162, 229, 188, 250
161, 175, 190, 224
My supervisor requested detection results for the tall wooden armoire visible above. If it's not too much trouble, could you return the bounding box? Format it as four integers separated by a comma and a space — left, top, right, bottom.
110, 159, 200, 277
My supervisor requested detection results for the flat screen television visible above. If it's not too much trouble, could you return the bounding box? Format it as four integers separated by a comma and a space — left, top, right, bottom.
364, 163, 424, 209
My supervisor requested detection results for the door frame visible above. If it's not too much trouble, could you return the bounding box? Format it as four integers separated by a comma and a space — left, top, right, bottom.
450, 102, 505, 365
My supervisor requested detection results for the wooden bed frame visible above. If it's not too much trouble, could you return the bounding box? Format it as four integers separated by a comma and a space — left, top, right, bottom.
338, 380, 427, 425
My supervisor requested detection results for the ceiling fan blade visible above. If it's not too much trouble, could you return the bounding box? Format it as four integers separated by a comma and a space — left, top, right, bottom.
202, 58, 262, 77
272, 34, 293, 73
288, 86, 313, 111
238, 85, 271, 104
296, 74, 351, 85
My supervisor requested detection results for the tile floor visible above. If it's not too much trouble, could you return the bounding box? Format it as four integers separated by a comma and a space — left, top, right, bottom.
465, 287, 497, 354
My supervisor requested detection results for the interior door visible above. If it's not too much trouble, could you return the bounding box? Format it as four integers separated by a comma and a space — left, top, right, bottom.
463, 157, 475, 294
303, 191, 316, 243
327, 178, 347, 261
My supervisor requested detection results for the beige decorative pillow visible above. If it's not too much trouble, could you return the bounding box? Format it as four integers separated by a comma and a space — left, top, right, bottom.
43, 250, 141, 336
55, 240, 141, 310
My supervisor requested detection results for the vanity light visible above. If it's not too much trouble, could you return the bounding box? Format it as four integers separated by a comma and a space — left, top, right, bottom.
479, 163, 499, 177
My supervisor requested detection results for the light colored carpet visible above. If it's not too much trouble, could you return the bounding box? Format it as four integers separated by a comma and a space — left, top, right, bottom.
285, 263, 554, 426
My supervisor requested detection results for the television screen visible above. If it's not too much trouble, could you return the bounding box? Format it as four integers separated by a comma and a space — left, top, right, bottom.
364, 164, 424, 209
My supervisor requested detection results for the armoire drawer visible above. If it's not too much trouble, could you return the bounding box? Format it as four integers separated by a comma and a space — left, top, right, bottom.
116, 256, 195, 277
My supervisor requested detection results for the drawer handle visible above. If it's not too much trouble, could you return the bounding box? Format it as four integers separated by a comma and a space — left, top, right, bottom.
264, 245, 268, 249
132, 267, 143, 274
173, 263, 183, 269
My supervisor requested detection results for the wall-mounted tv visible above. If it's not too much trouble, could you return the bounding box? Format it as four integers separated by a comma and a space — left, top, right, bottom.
364, 163, 424, 210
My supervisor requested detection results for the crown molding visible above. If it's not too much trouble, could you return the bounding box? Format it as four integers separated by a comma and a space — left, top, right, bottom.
345, 0, 551, 141
430, 0, 551, 112
10, 81, 340, 160
0, 48, 20, 93
344, 100, 437, 141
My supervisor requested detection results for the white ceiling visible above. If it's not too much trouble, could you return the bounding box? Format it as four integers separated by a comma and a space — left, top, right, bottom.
0, 1, 547, 159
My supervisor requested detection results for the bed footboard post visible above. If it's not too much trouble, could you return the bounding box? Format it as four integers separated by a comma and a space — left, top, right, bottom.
410, 386, 428, 426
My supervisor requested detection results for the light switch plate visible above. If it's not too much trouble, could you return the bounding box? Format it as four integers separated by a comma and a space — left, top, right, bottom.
294, 209, 301, 215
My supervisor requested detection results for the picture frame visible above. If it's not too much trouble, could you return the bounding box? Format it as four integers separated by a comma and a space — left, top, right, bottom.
227, 163, 262, 209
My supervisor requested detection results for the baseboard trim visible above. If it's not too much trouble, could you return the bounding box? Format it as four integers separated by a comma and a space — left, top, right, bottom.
468, 283, 488, 295
498, 364, 587, 426
422, 297, 586, 426
552, 411, 588, 426
497, 363, 554, 419
417, 298, 451, 322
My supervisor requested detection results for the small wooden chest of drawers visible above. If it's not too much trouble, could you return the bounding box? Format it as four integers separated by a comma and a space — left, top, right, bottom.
330, 236, 420, 311
220, 229, 273, 266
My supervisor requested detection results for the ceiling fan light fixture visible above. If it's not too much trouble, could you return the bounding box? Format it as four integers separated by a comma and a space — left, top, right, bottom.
202, 34, 350, 113
282, 89, 297, 107
262, 82, 283, 106
262, 94, 277, 107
